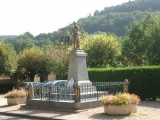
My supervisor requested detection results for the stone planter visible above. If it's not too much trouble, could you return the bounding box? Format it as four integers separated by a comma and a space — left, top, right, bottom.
104, 104, 137, 115
7, 97, 26, 105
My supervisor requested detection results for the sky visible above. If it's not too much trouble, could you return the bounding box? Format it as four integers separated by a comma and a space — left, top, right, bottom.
0, 0, 132, 36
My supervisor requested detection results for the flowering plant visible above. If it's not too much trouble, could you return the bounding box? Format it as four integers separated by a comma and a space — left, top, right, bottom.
101, 93, 141, 106
4, 89, 27, 99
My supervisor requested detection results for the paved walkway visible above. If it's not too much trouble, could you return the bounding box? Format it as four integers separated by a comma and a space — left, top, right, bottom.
0, 95, 160, 120
0, 114, 35, 120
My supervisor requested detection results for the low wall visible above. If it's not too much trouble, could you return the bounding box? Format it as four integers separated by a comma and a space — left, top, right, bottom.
26, 98, 101, 111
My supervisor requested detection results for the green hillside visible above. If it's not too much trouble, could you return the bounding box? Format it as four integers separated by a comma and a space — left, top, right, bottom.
34, 0, 160, 41
78, 0, 160, 36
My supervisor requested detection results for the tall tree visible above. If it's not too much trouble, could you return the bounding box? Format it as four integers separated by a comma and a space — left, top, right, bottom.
121, 12, 158, 66
18, 47, 51, 82
146, 14, 160, 65
0, 41, 18, 75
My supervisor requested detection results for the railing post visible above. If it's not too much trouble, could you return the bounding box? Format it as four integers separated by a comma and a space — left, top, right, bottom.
41, 85, 42, 100
97, 86, 98, 100
123, 79, 129, 92
49, 88, 50, 101
74, 84, 80, 102
57, 86, 59, 101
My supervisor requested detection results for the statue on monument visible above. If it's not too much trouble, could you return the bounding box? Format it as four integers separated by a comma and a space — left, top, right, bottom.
72, 22, 80, 49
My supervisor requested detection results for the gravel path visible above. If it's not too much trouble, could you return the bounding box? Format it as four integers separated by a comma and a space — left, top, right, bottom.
0, 96, 160, 120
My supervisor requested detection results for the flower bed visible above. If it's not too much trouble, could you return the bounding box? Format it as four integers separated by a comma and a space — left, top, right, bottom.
4, 89, 27, 105
4, 89, 27, 99
101, 93, 141, 114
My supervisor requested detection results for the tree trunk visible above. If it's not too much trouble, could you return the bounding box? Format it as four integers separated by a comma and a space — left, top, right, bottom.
15, 77, 19, 88
40, 76, 45, 82
29, 74, 35, 82
13, 70, 19, 88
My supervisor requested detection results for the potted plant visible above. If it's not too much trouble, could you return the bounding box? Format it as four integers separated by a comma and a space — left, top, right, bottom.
101, 92, 141, 114
4, 89, 27, 105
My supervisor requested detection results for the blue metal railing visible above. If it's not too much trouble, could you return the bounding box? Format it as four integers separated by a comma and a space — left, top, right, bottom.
29, 81, 128, 102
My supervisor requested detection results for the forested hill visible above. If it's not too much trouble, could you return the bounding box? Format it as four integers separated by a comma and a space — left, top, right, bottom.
0, 35, 17, 40
77, 0, 160, 36
35, 0, 160, 42
94, 0, 160, 16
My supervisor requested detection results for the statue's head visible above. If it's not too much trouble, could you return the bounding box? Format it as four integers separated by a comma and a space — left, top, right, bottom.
73, 21, 76, 25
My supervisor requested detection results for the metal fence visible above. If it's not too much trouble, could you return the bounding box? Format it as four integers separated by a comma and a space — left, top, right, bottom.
29, 81, 129, 102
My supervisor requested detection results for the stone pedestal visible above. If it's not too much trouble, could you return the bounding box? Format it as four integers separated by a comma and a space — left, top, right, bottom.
67, 49, 94, 102
68, 49, 90, 86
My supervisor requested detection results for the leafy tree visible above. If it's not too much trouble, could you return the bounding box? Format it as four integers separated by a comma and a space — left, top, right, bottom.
5, 32, 35, 52
121, 12, 160, 66
46, 45, 69, 79
11, 67, 27, 88
35, 31, 61, 43
18, 47, 51, 82
81, 33, 120, 68
19, 39, 35, 52
0, 41, 18, 75
23, 32, 35, 40
34, 39, 54, 47
146, 14, 160, 65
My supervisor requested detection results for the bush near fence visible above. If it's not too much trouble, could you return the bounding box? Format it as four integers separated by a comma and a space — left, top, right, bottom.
0, 79, 15, 94
88, 66, 160, 100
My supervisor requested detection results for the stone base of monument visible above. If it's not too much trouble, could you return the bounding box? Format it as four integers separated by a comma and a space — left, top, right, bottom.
77, 80, 92, 86
25, 97, 101, 111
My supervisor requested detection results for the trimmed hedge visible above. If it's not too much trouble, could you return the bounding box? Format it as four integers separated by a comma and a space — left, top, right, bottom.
88, 66, 160, 100
0, 81, 15, 94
